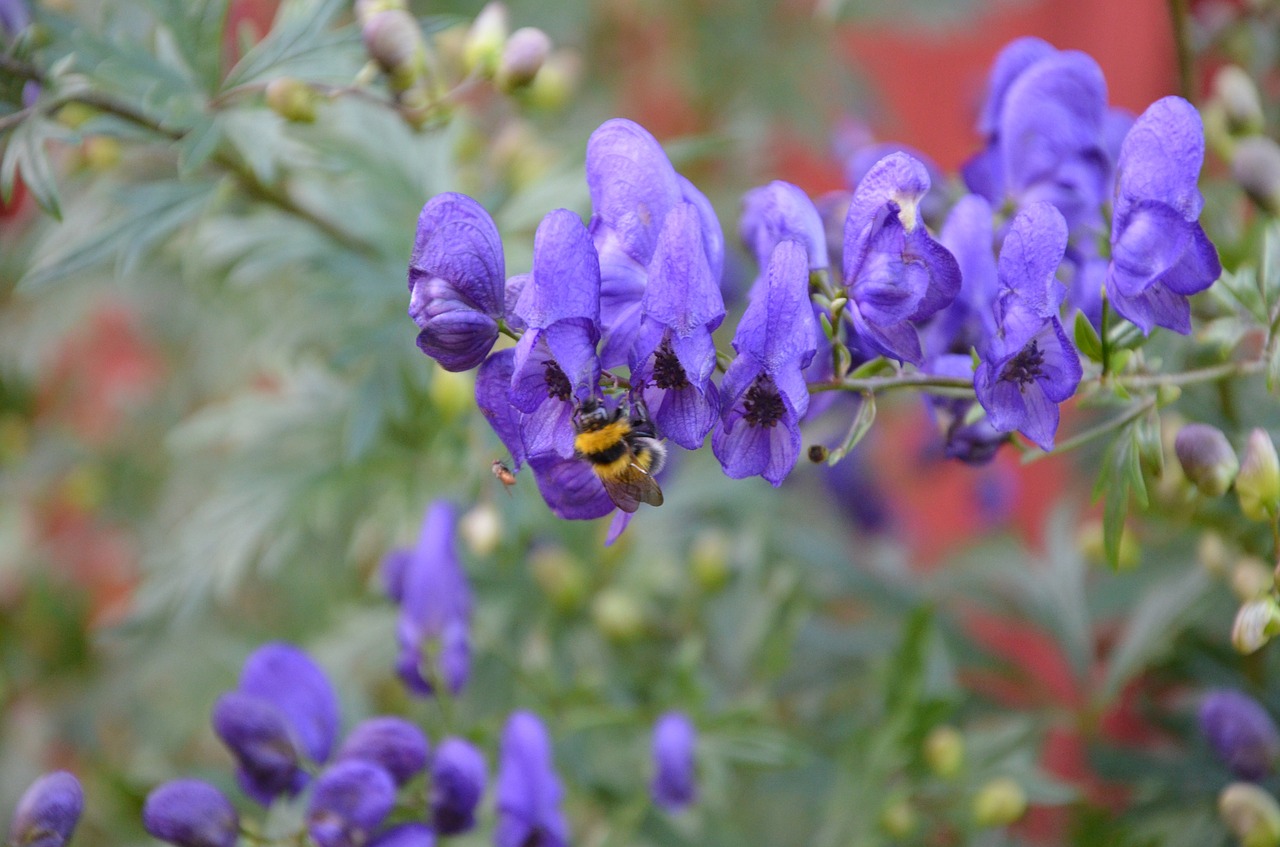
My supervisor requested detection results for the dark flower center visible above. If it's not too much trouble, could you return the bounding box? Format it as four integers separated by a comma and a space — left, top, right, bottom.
653, 338, 689, 390
743, 376, 785, 428
544, 360, 572, 401
1000, 339, 1045, 388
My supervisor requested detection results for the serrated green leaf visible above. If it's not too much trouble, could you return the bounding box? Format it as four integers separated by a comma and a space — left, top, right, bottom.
176, 114, 224, 176
220, 0, 355, 89
826, 393, 876, 465
1, 118, 63, 219
1073, 310, 1103, 363
848, 356, 893, 379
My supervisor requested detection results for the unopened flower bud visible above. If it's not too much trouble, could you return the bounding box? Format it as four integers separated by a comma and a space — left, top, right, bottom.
81, 136, 121, 170
463, 2, 508, 78
690, 530, 732, 592
265, 77, 318, 123
1233, 597, 1280, 654
459, 503, 501, 556
1234, 556, 1273, 601
530, 547, 586, 612
1199, 531, 1232, 577
496, 27, 551, 92
354, 0, 406, 27
8, 772, 83, 847
1214, 65, 1265, 136
1220, 782, 1280, 847
593, 589, 644, 642
1201, 690, 1280, 780
363, 9, 426, 92
879, 796, 917, 838
924, 725, 965, 778
523, 50, 578, 112
1175, 423, 1239, 497
429, 368, 474, 418
143, 779, 239, 847
1233, 137, 1280, 216
972, 777, 1027, 828
1238, 429, 1280, 522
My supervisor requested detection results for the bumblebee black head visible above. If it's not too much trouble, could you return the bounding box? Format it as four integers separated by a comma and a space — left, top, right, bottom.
573, 396, 612, 429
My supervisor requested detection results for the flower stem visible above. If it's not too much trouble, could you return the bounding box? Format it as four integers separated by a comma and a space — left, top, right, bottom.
1021, 395, 1157, 464
1167, 0, 1196, 101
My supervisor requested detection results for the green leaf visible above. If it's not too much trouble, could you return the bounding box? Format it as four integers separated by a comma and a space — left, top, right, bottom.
220, 0, 356, 89
848, 356, 894, 379
825, 393, 876, 465
1073, 310, 1104, 363
176, 114, 224, 176
1, 118, 64, 219
1094, 423, 1147, 570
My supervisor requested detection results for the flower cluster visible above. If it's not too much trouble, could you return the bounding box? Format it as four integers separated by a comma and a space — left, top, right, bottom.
408, 37, 1221, 524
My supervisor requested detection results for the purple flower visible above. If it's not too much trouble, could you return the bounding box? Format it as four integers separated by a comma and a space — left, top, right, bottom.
409, 193, 506, 372
369, 824, 435, 847
712, 240, 817, 486
973, 202, 1081, 451
388, 501, 471, 697
1200, 690, 1280, 781
630, 202, 725, 449
1105, 96, 1221, 334
0, 0, 29, 37
927, 354, 1008, 464
212, 643, 339, 805
586, 119, 723, 369
475, 349, 526, 471
739, 181, 828, 274
306, 761, 397, 847
528, 452, 615, 521
926, 194, 999, 361
650, 712, 696, 812
842, 152, 961, 365
8, 772, 82, 847
495, 712, 569, 847
845, 141, 948, 228
337, 717, 430, 786
431, 737, 487, 835
142, 780, 239, 847
510, 209, 601, 461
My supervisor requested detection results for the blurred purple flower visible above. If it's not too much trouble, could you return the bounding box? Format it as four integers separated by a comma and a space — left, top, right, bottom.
142, 780, 239, 847
713, 240, 817, 486
409, 193, 506, 372
0, 0, 29, 36
306, 761, 397, 847
510, 209, 601, 460
369, 824, 435, 847
973, 202, 1081, 451
925, 194, 999, 361
927, 354, 1008, 464
337, 717, 430, 786
387, 501, 471, 697
740, 181, 828, 275
842, 152, 960, 365
431, 737, 487, 835
495, 712, 569, 847
8, 772, 82, 847
1200, 689, 1280, 781
650, 712, 697, 812
1105, 96, 1221, 334
212, 643, 339, 805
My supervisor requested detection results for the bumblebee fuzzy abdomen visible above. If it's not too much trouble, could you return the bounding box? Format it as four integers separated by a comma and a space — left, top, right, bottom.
574, 421, 632, 460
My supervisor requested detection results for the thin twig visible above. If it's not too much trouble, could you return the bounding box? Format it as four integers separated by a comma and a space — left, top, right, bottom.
1021, 395, 1158, 464
1168, 0, 1195, 101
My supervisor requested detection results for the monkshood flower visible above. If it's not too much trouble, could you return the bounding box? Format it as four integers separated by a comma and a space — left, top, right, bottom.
927, 354, 1008, 464
306, 761, 396, 847
651, 712, 697, 812
845, 141, 947, 229
212, 642, 339, 805
925, 194, 999, 361
369, 824, 435, 847
143, 780, 239, 847
1200, 690, 1280, 781
409, 192, 506, 372
713, 240, 817, 485
586, 118, 723, 368
431, 737, 487, 835
842, 152, 961, 365
630, 202, 725, 449
385, 501, 471, 697
973, 203, 1082, 451
510, 209, 601, 460
1105, 96, 1221, 334
0, 0, 29, 38
337, 717, 430, 786
8, 772, 83, 847
495, 711, 569, 847
740, 181, 828, 276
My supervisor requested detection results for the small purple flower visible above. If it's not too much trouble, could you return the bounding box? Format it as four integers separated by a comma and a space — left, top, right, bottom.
845, 141, 947, 228
306, 761, 397, 847
389, 501, 471, 697
0, 0, 29, 37
927, 354, 1008, 464
431, 737, 487, 835
212, 643, 339, 805
369, 823, 435, 847
1200, 689, 1280, 781
1105, 96, 1221, 334
409, 193, 506, 372
842, 152, 961, 365
337, 717, 430, 786
495, 712, 569, 847
973, 202, 1082, 451
650, 712, 697, 812
8, 772, 83, 847
630, 202, 725, 449
712, 240, 817, 486
510, 209, 602, 461
739, 181, 828, 274
142, 780, 239, 847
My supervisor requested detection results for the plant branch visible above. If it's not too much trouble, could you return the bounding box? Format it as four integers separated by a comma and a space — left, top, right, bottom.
1168, 0, 1195, 101
1114, 357, 1264, 389
1021, 395, 1158, 464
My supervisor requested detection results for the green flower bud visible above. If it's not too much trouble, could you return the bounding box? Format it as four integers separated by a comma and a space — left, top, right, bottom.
265, 77, 318, 123
530, 547, 587, 612
592, 589, 644, 642
496, 27, 551, 92
1233, 137, 1280, 217
690, 530, 732, 592
463, 1, 509, 78
1234, 556, 1274, 601
523, 50, 578, 112
923, 725, 964, 778
363, 9, 427, 92
972, 777, 1027, 828
1174, 423, 1239, 497
879, 797, 917, 838
1199, 531, 1232, 577
428, 368, 474, 418
1220, 782, 1280, 847
1213, 65, 1265, 136
1238, 429, 1280, 522
354, 0, 407, 27
1233, 597, 1280, 655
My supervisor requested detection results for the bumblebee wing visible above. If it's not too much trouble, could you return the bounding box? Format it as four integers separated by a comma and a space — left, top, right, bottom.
601, 463, 664, 512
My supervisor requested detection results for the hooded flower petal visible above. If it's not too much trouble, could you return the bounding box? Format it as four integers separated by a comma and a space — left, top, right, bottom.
996, 201, 1068, 324
1113, 96, 1206, 220
431, 737, 487, 835
211, 692, 307, 805
495, 712, 569, 847
586, 119, 683, 266
976, 36, 1056, 139
8, 772, 83, 847
306, 761, 397, 847
650, 712, 697, 812
337, 717, 430, 786
514, 210, 601, 332
143, 780, 239, 847
528, 453, 615, 520
475, 350, 526, 470
238, 643, 339, 765
740, 181, 828, 272
678, 174, 725, 283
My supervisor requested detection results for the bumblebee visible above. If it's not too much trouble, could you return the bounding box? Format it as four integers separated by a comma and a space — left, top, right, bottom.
572, 397, 667, 512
